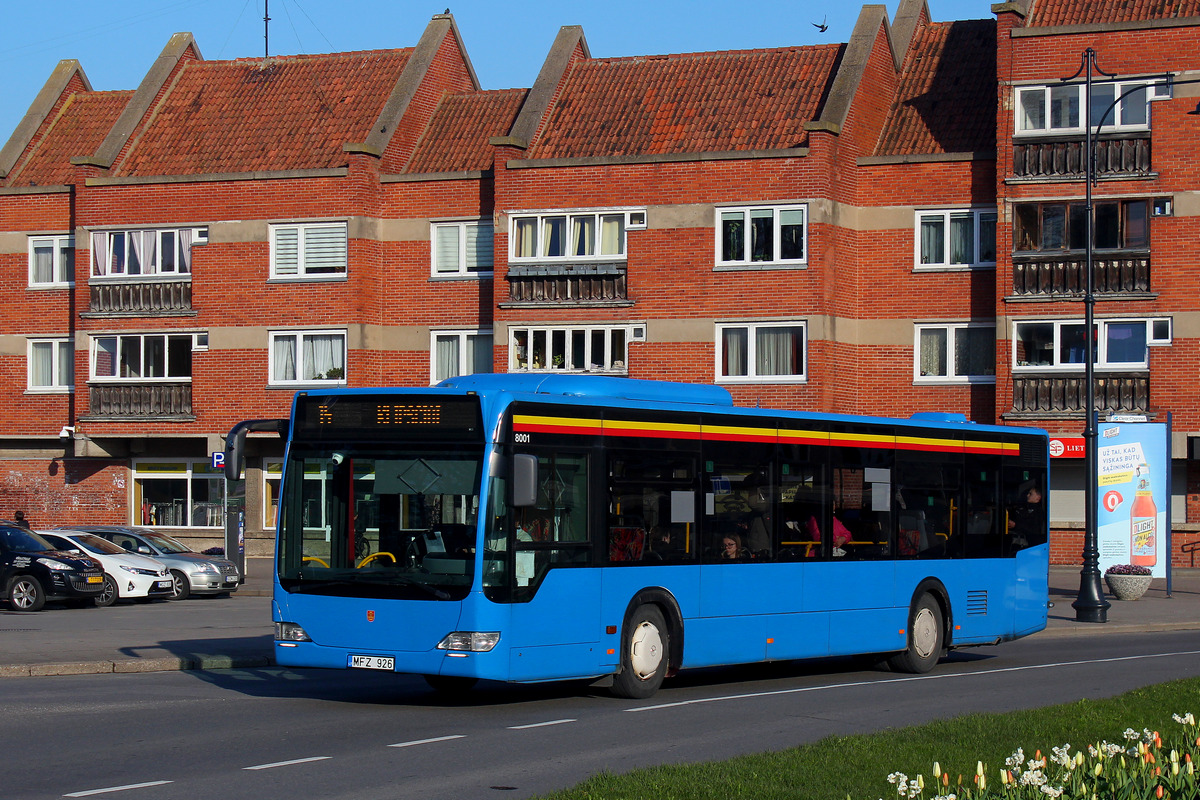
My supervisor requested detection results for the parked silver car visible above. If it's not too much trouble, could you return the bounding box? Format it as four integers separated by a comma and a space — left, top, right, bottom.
57, 525, 240, 600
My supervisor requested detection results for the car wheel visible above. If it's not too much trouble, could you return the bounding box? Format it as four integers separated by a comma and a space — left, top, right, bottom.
7, 575, 46, 612
93, 574, 118, 608
887, 593, 945, 674
168, 570, 191, 601
611, 604, 669, 699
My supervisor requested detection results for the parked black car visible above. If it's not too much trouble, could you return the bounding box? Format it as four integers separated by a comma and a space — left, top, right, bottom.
0, 524, 106, 611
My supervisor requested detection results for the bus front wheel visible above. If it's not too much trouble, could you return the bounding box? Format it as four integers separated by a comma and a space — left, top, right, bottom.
611, 605, 669, 699
888, 593, 944, 674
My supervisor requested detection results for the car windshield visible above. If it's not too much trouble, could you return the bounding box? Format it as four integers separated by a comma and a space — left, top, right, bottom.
138, 531, 194, 554
68, 533, 126, 556
1, 527, 54, 553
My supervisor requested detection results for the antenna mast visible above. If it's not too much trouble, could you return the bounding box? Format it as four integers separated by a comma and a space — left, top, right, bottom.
264, 0, 271, 60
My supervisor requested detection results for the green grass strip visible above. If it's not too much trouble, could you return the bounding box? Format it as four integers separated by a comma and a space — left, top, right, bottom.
536, 677, 1200, 800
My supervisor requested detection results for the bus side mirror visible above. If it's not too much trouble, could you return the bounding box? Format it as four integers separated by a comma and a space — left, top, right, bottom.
223, 419, 288, 481
512, 454, 538, 507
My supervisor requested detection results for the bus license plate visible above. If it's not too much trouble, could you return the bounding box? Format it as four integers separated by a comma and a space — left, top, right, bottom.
349, 655, 394, 671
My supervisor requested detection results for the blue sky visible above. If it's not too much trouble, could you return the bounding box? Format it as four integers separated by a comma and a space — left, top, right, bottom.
0, 0, 989, 148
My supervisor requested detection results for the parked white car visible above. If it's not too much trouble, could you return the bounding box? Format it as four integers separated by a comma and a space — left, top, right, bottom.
39, 530, 173, 607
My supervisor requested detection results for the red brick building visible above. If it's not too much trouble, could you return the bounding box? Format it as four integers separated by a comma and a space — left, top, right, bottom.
0, 1, 1196, 565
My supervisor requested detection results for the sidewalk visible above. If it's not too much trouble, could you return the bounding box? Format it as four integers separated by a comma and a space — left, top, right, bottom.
1, 564, 1197, 678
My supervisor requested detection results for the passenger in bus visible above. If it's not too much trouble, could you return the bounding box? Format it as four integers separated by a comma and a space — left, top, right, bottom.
516, 508, 550, 542
1007, 481, 1044, 550
744, 473, 773, 556
646, 526, 683, 561
830, 512, 852, 557
720, 533, 750, 560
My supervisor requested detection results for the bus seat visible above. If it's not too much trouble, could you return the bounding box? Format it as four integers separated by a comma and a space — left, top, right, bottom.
609, 526, 645, 562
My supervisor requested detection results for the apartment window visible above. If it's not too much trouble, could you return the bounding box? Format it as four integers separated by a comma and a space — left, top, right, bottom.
432, 330, 493, 383
270, 330, 346, 385
90, 229, 193, 277
915, 324, 995, 382
270, 222, 348, 278
264, 459, 282, 529
91, 333, 196, 381
432, 221, 493, 276
1013, 318, 1170, 371
717, 204, 807, 267
717, 322, 806, 382
510, 325, 628, 373
510, 210, 640, 261
29, 235, 74, 287
133, 460, 225, 527
1014, 199, 1148, 253
28, 338, 73, 392
1015, 80, 1164, 135
916, 209, 996, 268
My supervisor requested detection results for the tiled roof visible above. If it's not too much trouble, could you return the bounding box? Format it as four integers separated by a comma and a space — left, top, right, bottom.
115, 49, 412, 176
5, 90, 133, 188
1028, 0, 1200, 26
875, 20, 996, 157
527, 46, 843, 159
404, 89, 526, 174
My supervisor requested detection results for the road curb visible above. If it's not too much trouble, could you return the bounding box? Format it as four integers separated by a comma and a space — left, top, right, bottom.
0, 654, 274, 679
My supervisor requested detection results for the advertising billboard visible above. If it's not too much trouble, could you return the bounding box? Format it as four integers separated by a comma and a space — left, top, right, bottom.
1096, 420, 1170, 578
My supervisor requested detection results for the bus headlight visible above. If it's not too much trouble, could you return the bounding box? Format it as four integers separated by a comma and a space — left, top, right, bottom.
436, 632, 500, 652
275, 622, 312, 642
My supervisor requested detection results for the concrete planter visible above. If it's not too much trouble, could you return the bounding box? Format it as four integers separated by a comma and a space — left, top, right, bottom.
1105, 573, 1152, 601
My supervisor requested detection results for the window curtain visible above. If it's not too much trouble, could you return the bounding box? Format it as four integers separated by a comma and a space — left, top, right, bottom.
920, 216, 945, 264
303, 225, 347, 274
435, 335, 460, 381
599, 214, 623, 256
467, 223, 493, 271
513, 219, 536, 258
178, 228, 192, 274
919, 329, 947, 377
949, 213, 974, 264
468, 334, 493, 374
955, 328, 995, 377
273, 228, 299, 276
273, 336, 297, 381
435, 225, 461, 273
32, 241, 54, 283
302, 334, 344, 380
722, 328, 748, 377
571, 216, 594, 256
55, 341, 73, 386
542, 216, 565, 257
92, 231, 107, 276
756, 326, 802, 376
127, 230, 147, 275
31, 342, 52, 386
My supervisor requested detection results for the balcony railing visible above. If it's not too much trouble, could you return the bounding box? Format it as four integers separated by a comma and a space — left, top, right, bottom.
88, 276, 193, 315
1011, 134, 1151, 180
1011, 252, 1149, 296
506, 263, 628, 304
85, 382, 193, 419
1010, 372, 1149, 415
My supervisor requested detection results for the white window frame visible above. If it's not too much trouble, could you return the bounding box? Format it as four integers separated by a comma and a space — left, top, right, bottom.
27, 338, 74, 393
715, 321, 808, 384
913, 323, 996, 384
268, 329, 347, 386
132, 459, 226, 528
269, 221, 348, 280
28, 235, 74, 287
715, 204, 808, 268
90, 333, 199, 382
1012, 318, 1170, 372
1014, 79, 1167, 136
508, 209, 642, 263
431, 220, 493, 277
914, 208, 997, 269
90, 229, 194, 278
430, 329, 493, 384
263, 459, 283, 530
509, 325, 629, 374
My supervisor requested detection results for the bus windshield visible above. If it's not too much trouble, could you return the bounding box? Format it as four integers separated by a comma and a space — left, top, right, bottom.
276, 443, 484, 601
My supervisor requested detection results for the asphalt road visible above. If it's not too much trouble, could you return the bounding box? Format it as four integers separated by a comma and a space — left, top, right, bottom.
4, 630, 1200, 800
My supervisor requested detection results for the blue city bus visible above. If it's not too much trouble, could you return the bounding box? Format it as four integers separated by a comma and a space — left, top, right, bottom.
226, 374, 1049, 698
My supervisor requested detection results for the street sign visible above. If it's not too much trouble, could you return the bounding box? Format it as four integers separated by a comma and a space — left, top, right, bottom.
211, 451, 226, 470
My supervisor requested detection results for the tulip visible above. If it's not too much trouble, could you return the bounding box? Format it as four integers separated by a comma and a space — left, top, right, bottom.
933, 762, 941, 778
976, 761, 984, 777
943, 772, 950, 787
1156, 785, 1164, 799
1094, 762, 1103, 777
917, 774, 924, 790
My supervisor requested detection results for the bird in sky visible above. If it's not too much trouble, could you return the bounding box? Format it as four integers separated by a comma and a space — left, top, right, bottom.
813, 15, 828, 33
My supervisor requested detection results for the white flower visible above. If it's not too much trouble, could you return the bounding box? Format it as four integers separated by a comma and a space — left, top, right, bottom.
1173, 712, 1196, 726
1041, 787, 1064, 798
1020, 768, 1047, 787
1123, 728, 1139, 741
1006, 747, 1026, 768
887, 771, 907, 785
1050, 744, 1072, 767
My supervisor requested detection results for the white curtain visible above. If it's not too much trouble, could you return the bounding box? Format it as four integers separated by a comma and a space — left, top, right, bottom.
435, 335, 460, 381
599, 214, 623, 256
723, 328, 748, 377
92, 231, 107, 276
303, 224, 347, 274
468, 333, 492, 373
571, 215, 594, 256
178, 228, 192, 274
920, 329, 947, 377
435, 225, 460, 273
949, 213, 974, 265
303, 334, 343, 380
273, 336, 296, 381
920, 215, 944, 264
466, 223, 492, 271
32, 241, 54, 283
542, 216, 565, 257
273, 228, 299, 276
757, 327, 800, 376
31, 342, 52, 386
513, 219, 536, 258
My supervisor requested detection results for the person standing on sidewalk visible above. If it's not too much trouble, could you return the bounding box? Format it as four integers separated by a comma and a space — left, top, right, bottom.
12, 510, 31, 530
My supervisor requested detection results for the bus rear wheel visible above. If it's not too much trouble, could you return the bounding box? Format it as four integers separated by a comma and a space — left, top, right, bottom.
611, 605, 669, 699
888, 593, 944, 673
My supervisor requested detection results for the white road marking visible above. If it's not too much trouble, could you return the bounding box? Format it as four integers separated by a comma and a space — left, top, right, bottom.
627, 649, 1200, 712
64, 781, 172, 797
507, 718, 576, 729
388, 734, 466, 748
243, 756, 333, 770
